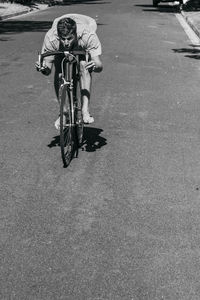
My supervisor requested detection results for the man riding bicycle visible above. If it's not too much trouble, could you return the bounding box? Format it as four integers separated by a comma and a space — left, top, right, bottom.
36, 14, 103, 128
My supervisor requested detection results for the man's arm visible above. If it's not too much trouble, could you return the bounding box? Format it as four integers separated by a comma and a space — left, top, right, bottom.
36, 32, 57, 75
85, 55, 103, 73
83, 31, 103, 72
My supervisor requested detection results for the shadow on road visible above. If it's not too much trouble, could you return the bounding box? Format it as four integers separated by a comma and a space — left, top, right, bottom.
82, 127, 107, 152
172, 45, 200, 59
0, 19, 105, 39
135, 3, 180, 13
47, 127, 107, 152
0, 37, 10, 41
62, 0, 110, 4
0, 20, 52, 35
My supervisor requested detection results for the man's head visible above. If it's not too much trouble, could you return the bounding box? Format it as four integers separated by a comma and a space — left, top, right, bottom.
57, 18, 77, 49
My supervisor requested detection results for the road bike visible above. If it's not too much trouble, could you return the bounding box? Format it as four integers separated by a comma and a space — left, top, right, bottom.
38, 49, 87, 167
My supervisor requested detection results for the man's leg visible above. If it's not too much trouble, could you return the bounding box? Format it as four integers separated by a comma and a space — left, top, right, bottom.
80, 60, 94, 124
54, 57, 63, 129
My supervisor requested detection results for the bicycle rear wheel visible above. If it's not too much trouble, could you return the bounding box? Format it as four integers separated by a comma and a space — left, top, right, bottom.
60, 84, 75, 167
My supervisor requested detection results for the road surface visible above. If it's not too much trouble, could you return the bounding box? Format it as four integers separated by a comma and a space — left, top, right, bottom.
1, 0, 200, 299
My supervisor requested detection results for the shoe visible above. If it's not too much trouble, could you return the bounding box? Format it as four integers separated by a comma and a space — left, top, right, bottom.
83, 113, 94, 124
55, 112, 70, 130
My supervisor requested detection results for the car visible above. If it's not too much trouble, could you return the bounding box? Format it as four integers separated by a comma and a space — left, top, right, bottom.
152, 0, 183, 7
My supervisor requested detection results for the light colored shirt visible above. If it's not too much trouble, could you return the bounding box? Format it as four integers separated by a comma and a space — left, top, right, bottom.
41, 14, 102, 68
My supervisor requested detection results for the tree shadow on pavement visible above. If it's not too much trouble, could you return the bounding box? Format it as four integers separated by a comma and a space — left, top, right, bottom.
47, 127, 107, 152
172, 45, 200, 59
135, 3, 180, 13
0, 19, 105, 38
0, 20, 52, 36
0, 37, 10, 41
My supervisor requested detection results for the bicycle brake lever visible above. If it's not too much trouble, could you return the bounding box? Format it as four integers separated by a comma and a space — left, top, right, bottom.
86, 51, 89, 62
38, 52, 42, 69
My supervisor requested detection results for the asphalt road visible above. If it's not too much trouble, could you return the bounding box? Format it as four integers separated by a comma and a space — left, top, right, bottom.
1, 0, 200, 299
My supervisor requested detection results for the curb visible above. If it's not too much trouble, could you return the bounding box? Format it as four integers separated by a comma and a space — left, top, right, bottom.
0, 8, 32, 21
181, 11, 200, 39
0, 4, 49, 21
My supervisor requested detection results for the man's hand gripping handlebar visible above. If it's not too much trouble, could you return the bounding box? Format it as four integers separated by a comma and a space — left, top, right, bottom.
35, 52, 51, 76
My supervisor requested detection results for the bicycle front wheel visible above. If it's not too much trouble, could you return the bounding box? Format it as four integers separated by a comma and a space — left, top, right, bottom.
74, 75, 84, 147
60, 84, 75, 167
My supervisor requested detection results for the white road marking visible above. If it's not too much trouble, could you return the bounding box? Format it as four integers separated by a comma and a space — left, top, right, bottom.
176, 13, 200, 45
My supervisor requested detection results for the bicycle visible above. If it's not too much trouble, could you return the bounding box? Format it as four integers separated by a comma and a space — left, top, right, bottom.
38, 49, 87, 167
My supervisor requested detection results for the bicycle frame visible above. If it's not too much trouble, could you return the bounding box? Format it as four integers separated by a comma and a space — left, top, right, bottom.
38, 50, 87, 123
60, 57, 75, 125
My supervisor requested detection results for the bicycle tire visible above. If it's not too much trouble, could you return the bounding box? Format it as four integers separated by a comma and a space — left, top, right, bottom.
74, 74, 84, 147
60, 84, 75, 167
